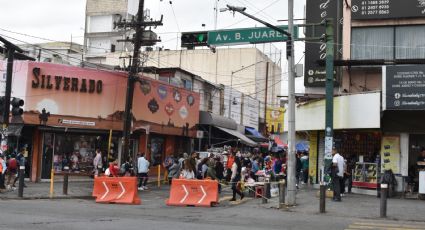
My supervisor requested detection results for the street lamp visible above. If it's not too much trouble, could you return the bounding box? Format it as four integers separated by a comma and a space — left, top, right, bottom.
228, 61, 263, 119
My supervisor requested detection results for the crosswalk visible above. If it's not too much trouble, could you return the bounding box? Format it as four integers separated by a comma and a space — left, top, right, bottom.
346, 222, 425, 230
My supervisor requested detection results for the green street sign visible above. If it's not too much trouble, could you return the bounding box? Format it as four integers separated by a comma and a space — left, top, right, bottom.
207, 25, 298, 46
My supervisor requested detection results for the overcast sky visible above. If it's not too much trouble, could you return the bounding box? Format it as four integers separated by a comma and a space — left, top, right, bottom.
0, 0, 306, 93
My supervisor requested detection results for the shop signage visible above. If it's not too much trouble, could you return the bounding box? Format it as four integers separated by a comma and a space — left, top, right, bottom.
351, 0, 425, 20
196, 130, 204, 139
383, 65, 425, 110
380, 136, 400, 174
58, 119, 96, 126
31, 67, 103, 94
304, 0, 339, 87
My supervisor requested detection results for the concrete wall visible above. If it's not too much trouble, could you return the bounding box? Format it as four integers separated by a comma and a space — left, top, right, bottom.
86, 0, 128, 15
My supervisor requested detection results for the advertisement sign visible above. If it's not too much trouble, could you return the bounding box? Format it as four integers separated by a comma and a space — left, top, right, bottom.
266, 107, 284, 134
224, 86, 242, 124
383, 65, 425, 110
380, 136, 400, 174
242, 95, 259, 130
309, 131, 318, 183
304, 0, 339, 87
351, 0, 425, 20
0, 61, 199, 129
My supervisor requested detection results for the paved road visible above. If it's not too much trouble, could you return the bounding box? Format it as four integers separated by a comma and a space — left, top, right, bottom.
1, 187, 424, 230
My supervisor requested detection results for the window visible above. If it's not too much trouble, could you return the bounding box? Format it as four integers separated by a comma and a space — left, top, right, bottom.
158, 76, 170, 84
351, 27, 393, 60
351, 25, 425, 60
395, 26, 425, 59
182, 79, 192, 90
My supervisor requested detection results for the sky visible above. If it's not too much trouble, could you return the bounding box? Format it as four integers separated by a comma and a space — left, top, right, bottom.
0, 0, 306, 94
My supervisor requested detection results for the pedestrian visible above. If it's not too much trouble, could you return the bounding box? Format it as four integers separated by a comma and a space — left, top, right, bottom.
13, 149, 27, 188
295, 152, 302, 189
6, 153, 18, 189
230, 156, 244, 201
206, 156, 217, 179
167, 157, 181, 185
180, 159, 195, 179
197, 157, 209, 179
137, 152, 150, 190
215, 155, 224, 193
225, 151, 235, 182
300, 152, 309, 184
332, 147, 344, 202
108, 160, 120, 177
0, 153, 6, 190
93, 149, 102, 176
189, 152, 198, 178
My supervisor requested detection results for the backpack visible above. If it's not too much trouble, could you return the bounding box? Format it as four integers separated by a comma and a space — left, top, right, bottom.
8, 158, 17, 170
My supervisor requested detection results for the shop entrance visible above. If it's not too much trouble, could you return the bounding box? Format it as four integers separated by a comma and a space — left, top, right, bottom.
41, 132, 120, 179
407, 134, 425, 194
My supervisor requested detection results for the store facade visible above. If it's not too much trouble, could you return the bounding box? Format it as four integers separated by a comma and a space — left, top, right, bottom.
288, 92, 382, 190
0, 61, 199, 181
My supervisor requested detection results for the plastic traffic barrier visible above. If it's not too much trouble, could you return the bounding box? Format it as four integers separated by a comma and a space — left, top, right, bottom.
92, 176, 141, 205
166, 179, 219, 207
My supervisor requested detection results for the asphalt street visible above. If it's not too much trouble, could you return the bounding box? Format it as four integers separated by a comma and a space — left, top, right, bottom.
1, 186, 424, 230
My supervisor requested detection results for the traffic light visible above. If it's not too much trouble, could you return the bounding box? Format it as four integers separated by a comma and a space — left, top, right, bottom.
11, 97, 24, 123
181, 31, 208, 48
0, 96, 4, 123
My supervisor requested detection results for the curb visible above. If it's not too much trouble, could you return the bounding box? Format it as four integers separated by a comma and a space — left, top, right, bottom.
0, 195, 94, 201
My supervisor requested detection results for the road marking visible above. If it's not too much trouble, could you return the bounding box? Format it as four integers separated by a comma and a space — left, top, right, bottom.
117, 182, 126, 199
100, 182, 109, 200
198, 185, 207, 204
346, 222, 425, 230
180, 185, 189, 203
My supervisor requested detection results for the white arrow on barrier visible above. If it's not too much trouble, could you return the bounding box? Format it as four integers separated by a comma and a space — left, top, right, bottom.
117, 182, 126, 199
180, 184, 189, 203
198, 185, 207, 204
100, 181, 109, 200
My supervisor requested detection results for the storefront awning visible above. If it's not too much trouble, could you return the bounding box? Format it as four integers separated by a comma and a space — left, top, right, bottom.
216, 126, 257, 147
199, 111, 237, 130
245, 127, 268, 142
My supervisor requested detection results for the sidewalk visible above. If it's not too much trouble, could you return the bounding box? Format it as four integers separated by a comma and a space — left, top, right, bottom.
0, 176, 177, 200
261, 186, 425, 222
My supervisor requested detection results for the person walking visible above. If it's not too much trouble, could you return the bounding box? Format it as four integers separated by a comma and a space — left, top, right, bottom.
332, 147, 344, 202
230, 157, 244, 201
300, 152, 309, 184
93, 149, 102, 176
13, 149, 27, 188
137, 153, 150, 190
6, 153, 17, 189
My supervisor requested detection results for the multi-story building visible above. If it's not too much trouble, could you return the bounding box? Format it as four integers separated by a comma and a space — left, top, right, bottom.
105, 47, 282, 134
296, 0, 425, 196
19, 42, 83, 65
84, 0, 137, 63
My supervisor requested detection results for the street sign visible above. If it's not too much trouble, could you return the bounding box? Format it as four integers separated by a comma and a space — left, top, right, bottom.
383, 65, 425, 110
196, 130, 204, 139
351, 0, 425, 20
207, 25, 299, 46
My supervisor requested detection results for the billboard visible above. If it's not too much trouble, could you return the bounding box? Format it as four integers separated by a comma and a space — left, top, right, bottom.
266, 107, 284, 134
383, 65, 425, 110
304, 0, 340, 87
351, 0, 425, 20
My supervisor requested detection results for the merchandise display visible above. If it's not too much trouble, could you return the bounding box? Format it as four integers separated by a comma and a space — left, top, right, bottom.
353, 162, 379, 189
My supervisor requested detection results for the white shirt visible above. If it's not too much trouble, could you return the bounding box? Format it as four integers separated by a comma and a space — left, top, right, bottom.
332, 153, 345, 177
181, 169, 195, 179
137, 156, 150, 173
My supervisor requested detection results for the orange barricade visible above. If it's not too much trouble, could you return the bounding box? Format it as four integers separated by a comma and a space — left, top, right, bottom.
92, 176, 141, 205
166, 179, 219, 207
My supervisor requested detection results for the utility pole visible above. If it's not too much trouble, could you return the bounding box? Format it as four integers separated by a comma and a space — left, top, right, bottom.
117, 0, 162, 165
286, 0, 297, 206
224, 3, 296, 206
323, 19, 335, 182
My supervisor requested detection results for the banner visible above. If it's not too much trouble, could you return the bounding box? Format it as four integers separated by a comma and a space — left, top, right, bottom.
309, 131, 318, 184
380, 136, 400, 174
266, 107, 284, 134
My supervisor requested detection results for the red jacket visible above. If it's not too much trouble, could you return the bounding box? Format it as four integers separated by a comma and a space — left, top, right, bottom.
109, 163, 119, 177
